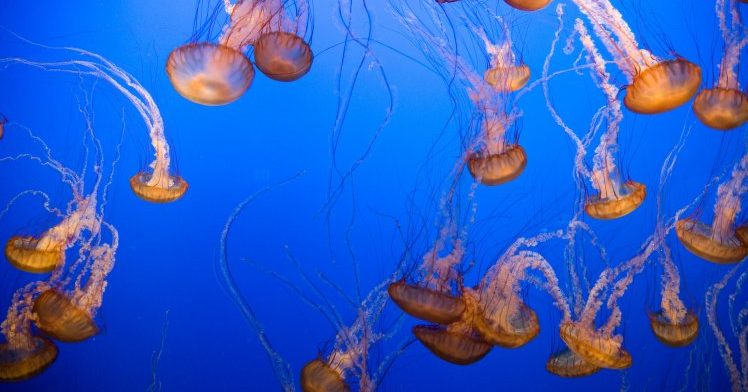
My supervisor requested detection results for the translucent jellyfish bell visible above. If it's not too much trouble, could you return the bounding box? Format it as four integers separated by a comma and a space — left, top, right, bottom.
624, 59, 702, 114
467, 145, 527, 186
5, 236, 63, 273
166, 43, 255, 105
546, 349, 600, 378
412, 325, 492, 365
585, 181, 647, 220
33, 289, 98, 343
648, 310, 699, 347
0, 336, 58, 382
387, 280, 466, 324
300, 359, 349, 392
484, 64, 530, 92
253, 32, 313, 82
473, 302, 540, 348
129, 171, 189, 203
676, 219, 748, 264
504, 0, 552, 11
559, 321, 632, 369
692, 88, 748, 130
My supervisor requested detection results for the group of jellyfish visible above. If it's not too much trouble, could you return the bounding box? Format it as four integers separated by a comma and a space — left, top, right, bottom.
0, 0, 747, 389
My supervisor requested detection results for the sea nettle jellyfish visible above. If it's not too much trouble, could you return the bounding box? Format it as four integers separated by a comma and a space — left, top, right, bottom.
571, 0, 701, 114
648, 245, 698, 347
0, 47, 188, 203
504, 0, 552, 12
546, 349, 600, 378
676, 151, 748, 264
471, 24, 530, 92
692, 0, 748, 130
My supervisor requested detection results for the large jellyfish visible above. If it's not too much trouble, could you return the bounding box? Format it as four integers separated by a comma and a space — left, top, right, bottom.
676, 150, 748, 264
167, 0, 312, 105
570, 0, 701, 114
648, 245, 699, 347
693, 0, 748, 130
0, 43, 188, 203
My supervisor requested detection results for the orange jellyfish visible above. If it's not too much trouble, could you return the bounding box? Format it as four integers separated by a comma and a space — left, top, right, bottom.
693, 0, 748, 130
471, 25, 530, 92
412, 324, 492, 365
32, 289, 98, 343
546, 349, 600, 378
1, 49, 188, 203
300, 359, 349, 392
571, 0, 701, 114
559, 320, 632, 369
648, 245, 698, 347
676, 152, 748, 264
388, 238, 466, 325
504, 0, 552, 12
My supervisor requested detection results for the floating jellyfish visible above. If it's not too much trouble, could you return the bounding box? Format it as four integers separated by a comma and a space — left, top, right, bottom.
504, 0, 552, 12
412, 324, 492, 365
32, 289, 98, 343
676, 151, 748, 264
545, 349, 600, 378
388, 238, 466, 324
301, 359, 349, 392
471, 25, 530, 92
570, 0, 701, 114
0, 45, 188, 203
648, 245, 698, 347
0, 335, 57, 382
693, 0, 748, 130
559, 320, 632, 369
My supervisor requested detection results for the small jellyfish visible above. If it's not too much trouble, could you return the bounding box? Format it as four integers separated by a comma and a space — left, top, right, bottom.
300, 359, 349, 392
692, 0, 748, 130
387, 280, 465, 325
32, 289, 98, 343
166, 43, 254, 106
559, 321, 632, 369
584, 181, 647, 220
129, 171, 189, 204
648, 310, 699, 347
471, 26, 530, 92
504, 0, 552, 11
571, 0, 701, 114
0, 335, 57, 382
546, 349, 600, 378
412, 324, 492, 365
253, 31, 313, 82
467, 144, 528, 186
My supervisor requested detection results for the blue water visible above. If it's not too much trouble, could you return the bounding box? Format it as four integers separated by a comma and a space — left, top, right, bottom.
0, 0, 745, 390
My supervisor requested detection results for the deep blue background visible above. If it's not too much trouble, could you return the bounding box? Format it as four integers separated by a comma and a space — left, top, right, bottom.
0, 0, 745, 390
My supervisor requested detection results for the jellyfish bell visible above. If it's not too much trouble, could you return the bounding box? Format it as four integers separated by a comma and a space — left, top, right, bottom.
467, 144, 527, 186
32, 289, 98, 343
624, 59, 702, 114
546, 348, 600, 378
737, 224, 748, 245
253, 31, 313, 82
166, 43, 254, 105
387, 280, 466, 324
584, 181, 646, 220
4, 236, 63, 274
484, 64, 530, 92
504, 0, 552, 11
648, 310, 699, 347
675, 219, 748, 264
300, 359, 350, 392
0, 335, 57, 382
412, 325, 492, 365
559, 321, 632, 369
472, 300, 539, 348
692, 88, 748, 131
129, 171, 189, 203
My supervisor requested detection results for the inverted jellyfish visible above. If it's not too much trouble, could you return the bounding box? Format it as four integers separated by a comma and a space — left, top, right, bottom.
649, 244, 699, 347
693, 0, 748, 130
676, 149, 748, 264
570, 0, 701, 114
392, 3, 527, 186
0, 44, 188, 203
168, 0, 312, 104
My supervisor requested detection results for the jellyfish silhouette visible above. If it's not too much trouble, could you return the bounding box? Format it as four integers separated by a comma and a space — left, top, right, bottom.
676, 150, 748, 264
693, 0, 748, 130
0, 39, 188, 203
570, 0, 701, 114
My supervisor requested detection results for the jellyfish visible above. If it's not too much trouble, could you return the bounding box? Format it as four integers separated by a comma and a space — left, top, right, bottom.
692, 0, 748, 130
412, 324, 492, 365
471, 24, 530, 92
649, 245, 699, 347
387, 238, 466, 324
570, 0, 701, 114
545, 349, 600, 378
301, 359, 349, 392
503, 0, 552, 12
0, 44, 188, 203
559, 320, 632, 369
676, 150, 748, 264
